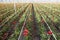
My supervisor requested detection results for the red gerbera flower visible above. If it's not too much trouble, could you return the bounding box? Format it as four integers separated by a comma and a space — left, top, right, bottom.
23, 28, 29, 36
0, 20, 2, 22
2, 33, 8, 40
12, 21, 16, 24
47, 30, 52, 35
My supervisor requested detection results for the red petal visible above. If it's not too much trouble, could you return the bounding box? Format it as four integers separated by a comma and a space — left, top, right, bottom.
47, 31, 52, 35
23, 28, 29, 36
0, 20, 2, 22
12, 21, 16, 24
23, 33, 28, 36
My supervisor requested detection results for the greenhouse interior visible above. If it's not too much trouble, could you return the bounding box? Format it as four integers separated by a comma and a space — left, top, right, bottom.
0, 0, 60, 40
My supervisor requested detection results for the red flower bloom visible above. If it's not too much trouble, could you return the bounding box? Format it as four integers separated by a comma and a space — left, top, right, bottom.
0, 20, 2, 22
47, 30, 52, 35
2, 33, 8, 40
23, 28, 29, 36
12, 21, 16, 24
